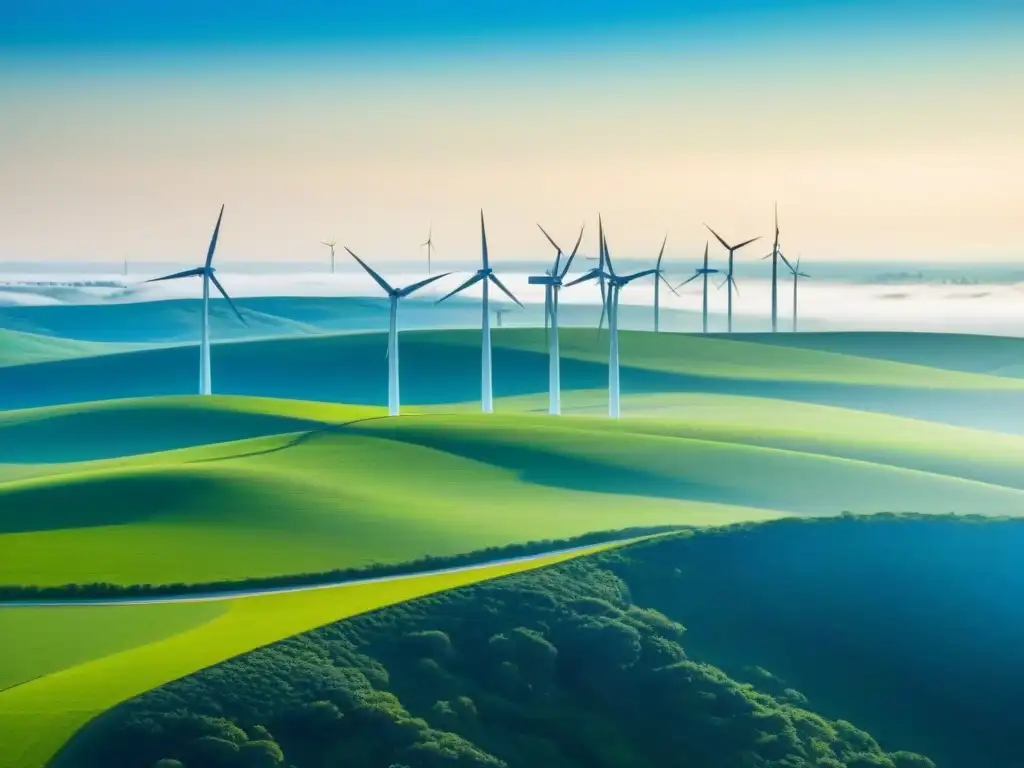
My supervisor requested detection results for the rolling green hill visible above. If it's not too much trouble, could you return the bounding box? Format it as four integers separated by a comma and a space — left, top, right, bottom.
741, 330, 1024, 375
3, 326, 1024, 768
4, 395, 1024, 588
3, 328, 1024, 434
0, 328, 142, 368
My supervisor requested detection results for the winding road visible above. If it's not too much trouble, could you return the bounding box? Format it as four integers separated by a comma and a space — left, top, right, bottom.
0, 541, 618, 608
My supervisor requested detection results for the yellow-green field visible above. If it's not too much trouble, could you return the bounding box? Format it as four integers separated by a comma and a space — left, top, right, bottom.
0, 537, 646, 768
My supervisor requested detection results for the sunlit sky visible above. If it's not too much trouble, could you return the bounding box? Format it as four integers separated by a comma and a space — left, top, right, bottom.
2, 1, 1023, 264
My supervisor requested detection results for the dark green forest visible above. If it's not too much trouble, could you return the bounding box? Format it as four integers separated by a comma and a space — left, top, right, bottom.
57, 514, 1024, 768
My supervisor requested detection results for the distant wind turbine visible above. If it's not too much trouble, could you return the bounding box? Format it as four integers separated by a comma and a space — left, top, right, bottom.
494, 308, 513, 327
532, 222, 585, 415
651, 235, 680, 333
345, 247, 450, 416
321, 239, 337, 274
705, 224, 760, 333
566, 220, 657, 418
675, 241, 719, 334
422, 225, 436, 275
436, 210, 523, 413
785, 253, 810, 332
146, 204, 246, 396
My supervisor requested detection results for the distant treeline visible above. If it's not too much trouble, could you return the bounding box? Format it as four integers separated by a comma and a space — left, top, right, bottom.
0, 526, 682, 602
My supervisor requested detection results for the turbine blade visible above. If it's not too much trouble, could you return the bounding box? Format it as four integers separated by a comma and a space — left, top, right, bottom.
560, 224, 585, 278
144, 267, 205, 283
537, 223, 563, 255
603, 232, 617, 277
704, 223, 730, 251
656, 234, 667, 270
400, 271, 451, 297
660, 273, 680, 296
488, 273, 523, 308
674, 273, 700, 289
480, 210, 489, 270
345, 247, 395, 295
734, 236, 761, 250
564, 269, 601, 287
730, 275, 741, 297
779, 251, 795, 272
209, 273, 247, 326
205, 204, 225, 268
436, 272, 484, 304
621, 268, 659, 283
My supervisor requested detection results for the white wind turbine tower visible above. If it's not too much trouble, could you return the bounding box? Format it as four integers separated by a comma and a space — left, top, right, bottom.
321, 239, 337, 274
566, 218, 657, 418
436, 210, 523, 413
146, 204, 246, 396
345, 247, 450, 416
532, 222, 585, 415
675, 241, 719, 333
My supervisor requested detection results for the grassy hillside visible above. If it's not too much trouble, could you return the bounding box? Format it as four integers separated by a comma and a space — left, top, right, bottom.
5, 395, 1024, 587
0, 539, 636, 768
3, 328, 1024, 434
0, 404, 787, 587
743, 330, 1024, 376
59, 515, 1023, 768
0, 329, 141, 368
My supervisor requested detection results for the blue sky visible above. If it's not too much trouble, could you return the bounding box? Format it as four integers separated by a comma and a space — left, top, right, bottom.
5, 0, 1016, 51
1, 1, 1022, 264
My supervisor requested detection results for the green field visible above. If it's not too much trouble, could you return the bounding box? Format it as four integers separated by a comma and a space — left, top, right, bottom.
5, 394, 1024, 588
0, 538, 639, 768
0, 329, 142, 368
4, 325, 1024, 767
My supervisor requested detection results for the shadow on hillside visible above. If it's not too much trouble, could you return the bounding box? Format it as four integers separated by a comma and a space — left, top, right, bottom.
3, 331, 1024, 434
0, 409, 324, 463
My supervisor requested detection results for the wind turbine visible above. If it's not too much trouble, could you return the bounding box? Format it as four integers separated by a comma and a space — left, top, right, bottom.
786, 254, 811, 332
436, 210, 523, 413
675, 241, 719, 334
422, 225, 436, 275
321, 239, 337, 274
704, 224, 760, 333
651, 235, 680, 333
769, 204, 781, 332
494, 308, 512, 327
579, 218, 609, 334
532, 223, 585, 415
345, 247, 450, 416
566, 221, 657, 418
146, 204, 246, 396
